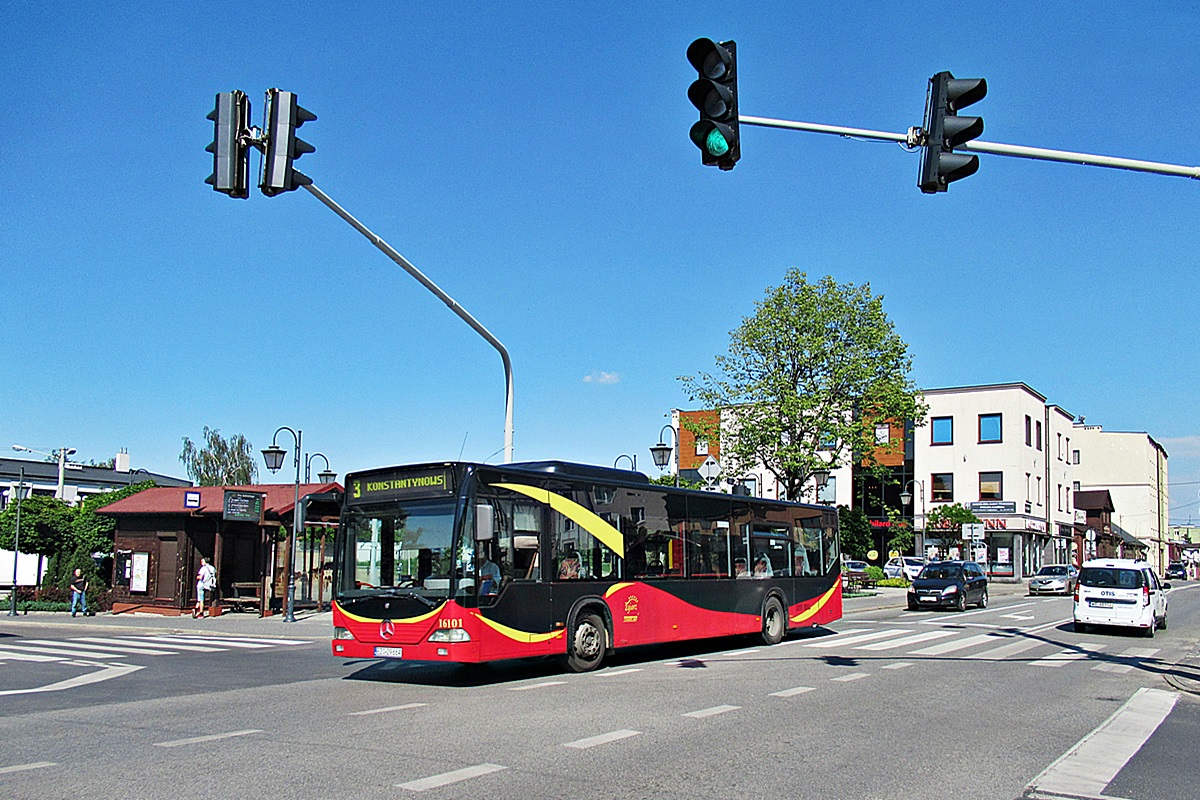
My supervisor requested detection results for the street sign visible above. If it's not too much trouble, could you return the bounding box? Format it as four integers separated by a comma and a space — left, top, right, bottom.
962, 523, 985, 541
697, 456, 722, 483
184, 491, 201, 509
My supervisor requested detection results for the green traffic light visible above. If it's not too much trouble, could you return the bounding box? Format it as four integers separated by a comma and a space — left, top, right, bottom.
705, 128, 730, 157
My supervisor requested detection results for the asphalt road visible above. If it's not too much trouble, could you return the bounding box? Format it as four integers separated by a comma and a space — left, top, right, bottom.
2, 583, 1198, 800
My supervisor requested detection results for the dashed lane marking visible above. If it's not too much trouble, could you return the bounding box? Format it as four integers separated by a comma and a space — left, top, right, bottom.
683, 705, 740, 718
563, 729, 642, 749
397, 764, 507, 792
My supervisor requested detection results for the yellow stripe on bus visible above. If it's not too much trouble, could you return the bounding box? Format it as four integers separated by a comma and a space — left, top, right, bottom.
492, 482, 626, 558
790, 583, 838, 624
476, 613, 566, 644
334, 600, 445, 626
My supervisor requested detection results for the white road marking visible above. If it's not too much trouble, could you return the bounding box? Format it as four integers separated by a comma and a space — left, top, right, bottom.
0, 663, 143, 696
600, 668, 643, 676
1002, 614, 1035, 620
563, 729, 642, 749
508, 681, 567, 691
1031, 644, 1105, 667
0, 762, 56, 775
154, 729, 263, 748
82, 633, 223, 652
882, 662, 913, 670
855, 630, 956, 651
1119, 647, 1160, 659
0, 643, 126, 660
1027, 688, 1177, 798
137, 635, 273, 649
397, 764, 507, 792
683, 704, 740, 718
909, 632, 1005, 656
966, 638, 1050, 661
26, 639, 177, 656
831, 672, 869, 682
1092, 663, 1133, 674
116, 637, 228, 652
0, 648, 60, 663
805, 629, 913, 648
770, 686, 816, 697
722, 648, 761, 657
347, 703, 427, 716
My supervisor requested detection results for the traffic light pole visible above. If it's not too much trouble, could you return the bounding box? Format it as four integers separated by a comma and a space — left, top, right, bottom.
299, 182, 515, 464
739, 114, 1200, 180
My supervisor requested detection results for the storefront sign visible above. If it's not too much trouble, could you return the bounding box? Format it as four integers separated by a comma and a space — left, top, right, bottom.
970, 501, 1017, 514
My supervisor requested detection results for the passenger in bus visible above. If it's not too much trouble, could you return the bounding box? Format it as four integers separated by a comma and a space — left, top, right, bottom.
558, 551, 581, 580
478, 555, 502, 595
734, 558, 750, 578
753, 554, 774, 578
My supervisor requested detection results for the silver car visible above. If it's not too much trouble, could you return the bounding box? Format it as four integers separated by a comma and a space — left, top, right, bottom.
1028, 564, 1078, 596
885, 556, 926, 581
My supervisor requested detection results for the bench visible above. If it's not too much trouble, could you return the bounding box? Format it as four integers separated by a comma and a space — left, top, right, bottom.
843, 572, 877, 593
226, 582, 263, 613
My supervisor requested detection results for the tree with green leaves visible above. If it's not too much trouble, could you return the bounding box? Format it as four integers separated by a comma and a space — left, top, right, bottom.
837, 506, 874, 561
180, 426, 258, 485
924, 503, 981, 558
680, 270, 926, 501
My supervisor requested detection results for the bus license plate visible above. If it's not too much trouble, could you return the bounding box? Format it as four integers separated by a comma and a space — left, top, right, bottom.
1089, 601, 1113, 608
374, 646, 404, 658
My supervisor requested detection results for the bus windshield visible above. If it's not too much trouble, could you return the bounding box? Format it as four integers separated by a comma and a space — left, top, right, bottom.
341, 499, 460, 599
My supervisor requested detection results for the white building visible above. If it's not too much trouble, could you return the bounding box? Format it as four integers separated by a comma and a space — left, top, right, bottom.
914, 384, 1077, 578
1070, 422, 1170, 570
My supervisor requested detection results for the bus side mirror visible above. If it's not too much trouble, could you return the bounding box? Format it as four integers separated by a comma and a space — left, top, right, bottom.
474, 504, 494, 541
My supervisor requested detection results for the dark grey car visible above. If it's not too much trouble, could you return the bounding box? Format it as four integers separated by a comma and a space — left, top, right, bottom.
907, 561, 988, 611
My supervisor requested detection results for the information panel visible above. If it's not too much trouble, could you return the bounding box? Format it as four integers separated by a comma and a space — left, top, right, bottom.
347, 468, 455, 504
223, 490, 265, 522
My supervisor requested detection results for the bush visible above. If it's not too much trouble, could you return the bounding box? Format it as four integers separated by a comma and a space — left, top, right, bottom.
878, 578, 909, 588
866, 565, 886, 581
12, 584, 112, 612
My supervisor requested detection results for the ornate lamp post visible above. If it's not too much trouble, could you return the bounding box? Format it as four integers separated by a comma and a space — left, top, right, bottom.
900, 479, 926, 555
262, 427, 301, 623
649, 424, 678, 487
613, 454, 637, 471
304, 452, 336, 484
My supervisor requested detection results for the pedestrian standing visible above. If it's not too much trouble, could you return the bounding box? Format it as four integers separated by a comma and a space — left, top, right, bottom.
69, 568, 89, 617
194, 557, 217, 618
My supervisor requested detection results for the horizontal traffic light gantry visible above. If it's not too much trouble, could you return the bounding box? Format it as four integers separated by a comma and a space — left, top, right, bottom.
205, 90, 251, 199
919, 71, 987, 193
687, 38, 740, 170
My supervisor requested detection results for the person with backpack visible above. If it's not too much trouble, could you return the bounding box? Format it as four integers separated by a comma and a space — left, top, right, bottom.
194, 557, 217, 618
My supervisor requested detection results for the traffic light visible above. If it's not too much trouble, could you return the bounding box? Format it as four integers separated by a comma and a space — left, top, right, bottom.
205, 91, 251, 198
260, 89, 316, 196
918, 71, 987, 193
687, 38, 740, 170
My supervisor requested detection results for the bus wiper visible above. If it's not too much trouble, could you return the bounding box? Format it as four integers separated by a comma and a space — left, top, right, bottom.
374, 587, 438, 609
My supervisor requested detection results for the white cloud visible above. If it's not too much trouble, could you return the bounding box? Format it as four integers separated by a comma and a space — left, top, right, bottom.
583, 371, 620, 385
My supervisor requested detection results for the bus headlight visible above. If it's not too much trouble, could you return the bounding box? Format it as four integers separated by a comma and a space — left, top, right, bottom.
333, 627, 356, 640
428, 628, 471, 643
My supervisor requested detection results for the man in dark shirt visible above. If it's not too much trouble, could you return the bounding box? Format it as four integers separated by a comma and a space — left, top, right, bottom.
70, 568, 89, 617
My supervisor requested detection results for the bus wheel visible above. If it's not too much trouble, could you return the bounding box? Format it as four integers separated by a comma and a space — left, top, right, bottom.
759, 597, 786, 646
565, 612, 606, 672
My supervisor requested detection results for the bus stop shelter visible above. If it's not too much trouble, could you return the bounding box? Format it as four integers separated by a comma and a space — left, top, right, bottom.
100, 482, 342, 615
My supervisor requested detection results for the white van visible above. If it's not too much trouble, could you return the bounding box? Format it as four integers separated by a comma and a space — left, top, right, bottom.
1073, 558, 1169, 637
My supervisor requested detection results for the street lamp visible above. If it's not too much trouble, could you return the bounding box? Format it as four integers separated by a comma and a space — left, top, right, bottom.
304, 452, 336, 484
900, 479, 926, 555
262, 427, 301, 623
127, 467, 153, 486
649, 424, 678, 487
8, 468, 28, 617
12, 444, 76, 500
613, 454, 637, 471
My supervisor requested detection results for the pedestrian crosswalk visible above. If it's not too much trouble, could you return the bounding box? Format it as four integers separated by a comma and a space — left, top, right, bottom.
799, 624, 1161, 672
0, 634, 309, 666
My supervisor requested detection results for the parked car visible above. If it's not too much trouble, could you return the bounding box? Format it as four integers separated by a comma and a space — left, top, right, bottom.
1074, 558, 1169, 637
1165, 562, 1187, 581
884, 556, 926, 581
842, 559, 869, 574
907, 561, 988, 611
1028, 564, 1079, 595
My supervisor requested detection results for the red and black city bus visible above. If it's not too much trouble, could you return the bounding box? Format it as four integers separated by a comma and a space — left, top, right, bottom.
331, 461, 842, 671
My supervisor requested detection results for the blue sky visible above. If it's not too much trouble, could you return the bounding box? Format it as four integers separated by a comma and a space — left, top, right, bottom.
3, 3, 1198, 522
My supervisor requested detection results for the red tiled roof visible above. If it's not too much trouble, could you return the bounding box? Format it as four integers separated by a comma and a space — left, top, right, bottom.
98, 483, 341, 518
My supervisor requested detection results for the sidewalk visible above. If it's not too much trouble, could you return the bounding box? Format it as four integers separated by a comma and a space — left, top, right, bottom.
842, 579, 1031, 614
